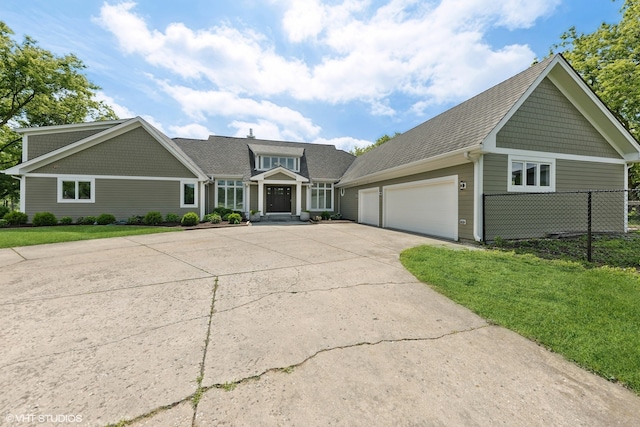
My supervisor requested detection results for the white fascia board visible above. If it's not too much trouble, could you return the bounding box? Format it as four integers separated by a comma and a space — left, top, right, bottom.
5, 117, 208, 181
15, 119, 128, 134
549, 61, 640, 155
5, 118, 141, 174
250, 166, 309, 182
336, 146, 480, 188
489, 147, 628, 165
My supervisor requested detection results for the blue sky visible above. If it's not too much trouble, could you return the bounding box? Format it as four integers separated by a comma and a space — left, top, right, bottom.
0, 0, 625, 151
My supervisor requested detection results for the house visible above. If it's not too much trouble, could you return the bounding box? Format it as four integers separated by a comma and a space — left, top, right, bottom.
337, 54, 640, 241
2, 117, 354, 222
4, 54, 640, 241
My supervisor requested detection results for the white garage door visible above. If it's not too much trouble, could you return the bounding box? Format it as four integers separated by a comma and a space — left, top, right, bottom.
358, 187, 379, 226
383, 176, 458, 240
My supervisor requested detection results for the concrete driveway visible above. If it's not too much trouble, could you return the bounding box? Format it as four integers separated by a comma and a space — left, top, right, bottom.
0, 223, 638, 427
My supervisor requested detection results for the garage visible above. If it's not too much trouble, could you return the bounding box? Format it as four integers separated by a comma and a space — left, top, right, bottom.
383, 176, 458, 240
358, 187, 379, 226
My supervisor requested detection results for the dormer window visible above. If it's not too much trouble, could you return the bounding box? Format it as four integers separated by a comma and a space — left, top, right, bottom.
259, 156, 299, 172
249, 143, 304, 173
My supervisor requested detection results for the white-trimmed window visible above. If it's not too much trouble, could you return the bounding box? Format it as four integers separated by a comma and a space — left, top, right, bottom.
258, 156, 300, 172
180, 180, 198, 208
217, 179, 244, 210
508, 156, 555, 192
311, 183, 333, 210
58, 178, 95, 203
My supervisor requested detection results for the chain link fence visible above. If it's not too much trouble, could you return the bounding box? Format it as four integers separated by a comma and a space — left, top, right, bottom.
483, 189, 640, 262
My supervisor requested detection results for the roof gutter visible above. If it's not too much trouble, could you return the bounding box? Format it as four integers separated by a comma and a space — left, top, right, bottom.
336, 145, 482, 188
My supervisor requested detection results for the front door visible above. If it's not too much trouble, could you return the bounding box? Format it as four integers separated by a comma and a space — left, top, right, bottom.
266, 186, 291, 213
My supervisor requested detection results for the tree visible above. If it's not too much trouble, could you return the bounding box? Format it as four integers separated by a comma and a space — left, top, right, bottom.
551, 0, 640, 186
0, 21, 117, 201
350, 132, 401, 156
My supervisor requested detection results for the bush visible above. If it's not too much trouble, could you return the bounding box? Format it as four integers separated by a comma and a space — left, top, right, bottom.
181, 212, 199, 226
0, 219, 7, 227
96, 213, 116, 225
227, 213, 242, 224
165, 213, 180, 223
213, 207, 233, 217
79, 216, 97, 225
143, 211, 163, 225
210, 213, 222, 224
60, 216, 73, 225
0, 205, 9, 219
321, 211, 331, 220
4, 211, 28, 225
32, 212, 58, 227
127, 215, 143, 225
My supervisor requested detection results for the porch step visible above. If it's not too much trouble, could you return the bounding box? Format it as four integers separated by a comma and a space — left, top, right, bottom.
262, 214, 299, 222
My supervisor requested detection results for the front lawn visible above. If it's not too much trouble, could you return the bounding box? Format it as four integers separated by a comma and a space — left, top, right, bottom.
400, 246, 640, 395
0, 225, 180, 248
490, 234, 640, 269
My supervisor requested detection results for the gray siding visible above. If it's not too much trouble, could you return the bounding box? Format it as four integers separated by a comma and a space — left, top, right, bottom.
33, 127, 196, 178
250, 185, 258, 212
497, 78, 621, 158
25, 176, 199, 221
483, 154, 508, 194
341, 163, 474, 241
483, 158, 625, 241
28, 129, 106, 160
556, 160, 623, 190
483, 155, 624, 194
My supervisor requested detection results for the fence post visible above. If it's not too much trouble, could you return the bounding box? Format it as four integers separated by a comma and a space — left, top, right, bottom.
587, 191, 592, 262
482, 194, 486, 243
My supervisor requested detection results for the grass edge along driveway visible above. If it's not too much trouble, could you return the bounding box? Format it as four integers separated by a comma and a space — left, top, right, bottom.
400, 246, 640, 395
0, 225, 180, 248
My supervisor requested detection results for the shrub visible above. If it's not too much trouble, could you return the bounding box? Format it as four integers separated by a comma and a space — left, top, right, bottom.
227, 213, 242, 224
80, 216, 97, 225
96, 213, 116, 225
321, 211, 331, 220
213, 207, 233, 217
4, 211, 28, 225
0, 205, 9, 219
0, 219, 7, 228
165, 213, 180, 223
330, 213, 342, 220
143, 211, 163, 225
32, 212, 58, 227
127, 215, 143, 225
60, 216, 73, 225
181, 212, 199, 226
210, 213, 222, 224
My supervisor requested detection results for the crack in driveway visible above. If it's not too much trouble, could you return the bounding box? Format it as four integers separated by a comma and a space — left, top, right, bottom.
103, 324, 489, 427
215, 280, 422, 314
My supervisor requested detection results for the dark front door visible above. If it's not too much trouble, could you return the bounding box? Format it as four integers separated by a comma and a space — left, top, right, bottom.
267, 186, 291, 213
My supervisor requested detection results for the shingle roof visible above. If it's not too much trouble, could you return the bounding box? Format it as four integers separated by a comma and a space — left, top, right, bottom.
339, 55, 556, 185
173, 135, 355, 181
248, 143, 304, 157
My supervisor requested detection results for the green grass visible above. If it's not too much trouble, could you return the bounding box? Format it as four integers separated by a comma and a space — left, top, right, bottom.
400, 246, 640, 394
0, 225, 180, 248
491, 233, 640, 269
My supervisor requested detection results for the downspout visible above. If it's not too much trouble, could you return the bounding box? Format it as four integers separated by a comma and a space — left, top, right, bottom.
625, 163, 632, 232
11, 175, 25, 213
464, 151, 483, 242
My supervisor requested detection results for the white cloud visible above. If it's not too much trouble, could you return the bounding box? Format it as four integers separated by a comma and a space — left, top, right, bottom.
96, 1, 558, 107
94, 91, 135, 118
154, 80, 322, 140
312, 136, 373, 153
168, 123, 215, 139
